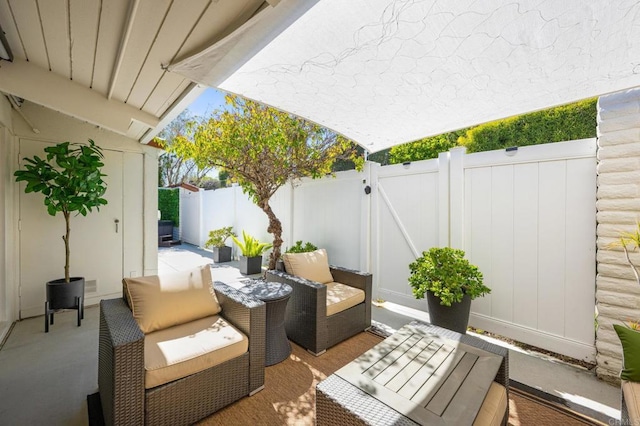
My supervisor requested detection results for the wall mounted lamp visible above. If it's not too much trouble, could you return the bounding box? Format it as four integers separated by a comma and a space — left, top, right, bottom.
0, 24, 13, 62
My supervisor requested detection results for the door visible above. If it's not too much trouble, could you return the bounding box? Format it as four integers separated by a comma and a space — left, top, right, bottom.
18, 139, 123, 319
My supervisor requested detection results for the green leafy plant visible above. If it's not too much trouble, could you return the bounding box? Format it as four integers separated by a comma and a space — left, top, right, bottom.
231, 230, 273, 257
408, 247, 490, 306
204, 227, 236, 248
285, 240, 318, 254
14, 139, 108, 283
157, 187, 179, 225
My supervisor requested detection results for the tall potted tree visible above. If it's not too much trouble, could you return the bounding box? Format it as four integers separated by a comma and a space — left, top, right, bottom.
14, 139, 108, 331
408, 247, 490, 334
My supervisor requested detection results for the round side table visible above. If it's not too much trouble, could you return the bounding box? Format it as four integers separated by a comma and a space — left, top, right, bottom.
239, 280, 293, 366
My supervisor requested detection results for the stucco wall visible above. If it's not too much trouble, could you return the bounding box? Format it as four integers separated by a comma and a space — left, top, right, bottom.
596, 88, 640, 381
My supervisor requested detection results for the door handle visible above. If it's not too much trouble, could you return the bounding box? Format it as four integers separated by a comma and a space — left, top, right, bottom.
115, 219, 120, 233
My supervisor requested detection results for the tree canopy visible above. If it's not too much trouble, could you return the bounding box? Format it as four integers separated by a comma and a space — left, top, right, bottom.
167, 95, 363, 269
157, 110, 214, 187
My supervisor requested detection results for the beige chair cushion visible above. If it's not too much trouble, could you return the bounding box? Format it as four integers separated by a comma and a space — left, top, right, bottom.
473, 382, 507, 426
623, 380, 640, 423
282, 249, 333, 284
124, 265, 221, 334
325, 282, 365, 316
144, 315, 248, 389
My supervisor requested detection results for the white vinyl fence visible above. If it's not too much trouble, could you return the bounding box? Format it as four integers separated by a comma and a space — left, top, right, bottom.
180, 138, 597, 362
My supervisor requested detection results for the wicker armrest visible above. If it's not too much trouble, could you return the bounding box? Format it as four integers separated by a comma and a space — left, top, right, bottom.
99, 298, 145, 426
265, 270, 327, 316
213, 281, 266, 393
329, 265, 372, 291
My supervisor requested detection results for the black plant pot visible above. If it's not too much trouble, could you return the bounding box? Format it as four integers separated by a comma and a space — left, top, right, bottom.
239, 255, 262, 275
45, 277, 84, 332
426, 291, 471, 334
212, 246, 232, 263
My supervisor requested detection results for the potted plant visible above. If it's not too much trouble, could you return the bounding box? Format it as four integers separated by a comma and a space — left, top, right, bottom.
14, 139, 107, 332
204, 227, 236, 263
408, 247, 490, 334
277, 240, 319, 271
231, 230, 272, 275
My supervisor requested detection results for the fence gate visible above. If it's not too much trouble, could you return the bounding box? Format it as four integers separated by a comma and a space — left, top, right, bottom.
372, 139, 597, 362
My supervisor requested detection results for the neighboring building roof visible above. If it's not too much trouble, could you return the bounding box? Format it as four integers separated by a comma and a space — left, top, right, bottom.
169, 182, 200, 193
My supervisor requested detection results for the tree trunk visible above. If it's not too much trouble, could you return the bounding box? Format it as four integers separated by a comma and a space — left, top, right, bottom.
62, 211, 71, 283
259, 199, 282, 271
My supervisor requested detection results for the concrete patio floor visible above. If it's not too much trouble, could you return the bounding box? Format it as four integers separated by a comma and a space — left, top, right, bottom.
160, 243, 621, 422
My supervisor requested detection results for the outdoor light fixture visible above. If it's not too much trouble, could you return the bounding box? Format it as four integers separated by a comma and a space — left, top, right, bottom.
0, 24, 13, 62
505, 146, 518, 157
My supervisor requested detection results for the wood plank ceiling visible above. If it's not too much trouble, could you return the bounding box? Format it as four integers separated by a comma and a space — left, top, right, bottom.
0, 0, 266, 141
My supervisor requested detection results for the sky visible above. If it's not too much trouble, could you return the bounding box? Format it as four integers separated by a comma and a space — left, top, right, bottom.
187, 87, 227, 118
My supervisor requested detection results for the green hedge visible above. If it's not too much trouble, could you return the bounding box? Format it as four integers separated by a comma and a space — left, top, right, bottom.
386, 99, 597, 163
158, 188, 179, 226
389, 133, 461, 164
459, 98, 597, 153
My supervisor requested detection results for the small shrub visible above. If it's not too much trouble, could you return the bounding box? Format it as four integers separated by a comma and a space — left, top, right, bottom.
408, 247, 490, 306
204, 227, 236, 248
286, 241, 318, 253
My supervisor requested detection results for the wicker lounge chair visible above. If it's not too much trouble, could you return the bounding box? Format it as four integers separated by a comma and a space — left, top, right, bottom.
98, 268, 265, 426
266, 249, 372, 355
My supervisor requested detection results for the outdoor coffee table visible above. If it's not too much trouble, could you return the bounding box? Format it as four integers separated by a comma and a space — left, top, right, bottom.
239, 280, 292, 366
316, 321, 509, 425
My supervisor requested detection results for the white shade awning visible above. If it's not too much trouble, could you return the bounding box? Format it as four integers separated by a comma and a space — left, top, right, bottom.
170, 0, 640, 153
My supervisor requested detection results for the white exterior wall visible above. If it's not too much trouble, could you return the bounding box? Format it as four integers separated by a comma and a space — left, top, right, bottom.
6, 102, 158, 320
596, 88, 640, 381
0, 96, 14, 332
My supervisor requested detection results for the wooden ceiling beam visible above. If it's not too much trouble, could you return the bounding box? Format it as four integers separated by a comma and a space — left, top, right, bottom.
0, 59, 159, 137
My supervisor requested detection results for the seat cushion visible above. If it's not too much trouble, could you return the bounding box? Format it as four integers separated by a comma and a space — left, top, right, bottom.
623, 380, 640, 424
283, 249, 334, 284
325, 281, 365, 316
124, 265, 221, 333
144, 315, 248, 389
473, 382, 507, 426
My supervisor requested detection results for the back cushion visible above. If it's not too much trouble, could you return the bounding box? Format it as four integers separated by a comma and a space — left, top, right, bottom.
124, 265, 221, 334
282, 249, 334, 284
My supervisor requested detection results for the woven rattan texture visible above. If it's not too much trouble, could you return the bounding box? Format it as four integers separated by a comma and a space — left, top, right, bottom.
98, 282, 266, 425
316, 321, 510, 425
263, 292, 292, 365
99, 299, 145, 425
145, 354, 249, 425
317, 375, 419, 426
265, 266, 372, 355
214, 282, 266, 392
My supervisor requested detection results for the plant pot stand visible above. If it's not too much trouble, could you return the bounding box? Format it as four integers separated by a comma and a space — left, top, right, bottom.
45, 277, 85, 332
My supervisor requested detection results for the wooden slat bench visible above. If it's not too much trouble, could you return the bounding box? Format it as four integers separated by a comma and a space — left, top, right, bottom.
316, 321, 509, 425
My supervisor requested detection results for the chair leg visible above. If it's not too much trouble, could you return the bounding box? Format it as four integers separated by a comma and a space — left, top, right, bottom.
44, 301, 49, 333
76, 296, 82, 327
